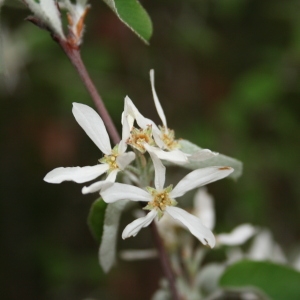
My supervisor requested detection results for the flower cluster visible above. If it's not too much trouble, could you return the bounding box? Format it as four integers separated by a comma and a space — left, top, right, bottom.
44, 70, 234, 248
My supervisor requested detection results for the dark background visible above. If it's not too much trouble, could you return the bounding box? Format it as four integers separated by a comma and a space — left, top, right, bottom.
1, 0, 300, 299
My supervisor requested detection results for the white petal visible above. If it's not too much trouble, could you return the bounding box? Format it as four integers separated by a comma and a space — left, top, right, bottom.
148, 151, 165, 190
144, 144, 188, 163
82, 180, 113, 194
170, 166, 234, 198
166, 206, 215, 248
44, 164, 108, 184
100, 183, 151, 203
72, 103, 112, 154
150, 69, 167, 127
122, 210, 157, 239
120, 100, 132, 148
124, 96, 158, 130
217, 224, 257, 246
189, 149, 219, 162
116, 152, 135, 170
193, 188, 215, 230
106, 169, 119, 182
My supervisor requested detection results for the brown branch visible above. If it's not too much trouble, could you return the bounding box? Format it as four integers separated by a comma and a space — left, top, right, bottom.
57, 39, 121, 145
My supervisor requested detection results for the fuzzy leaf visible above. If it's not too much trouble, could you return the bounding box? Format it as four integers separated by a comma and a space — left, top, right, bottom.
88, 198, 108, 242
179, 139, 243, 180
99, 200, 129, 272
102, 0, 152, 44
220, 260, 300, 300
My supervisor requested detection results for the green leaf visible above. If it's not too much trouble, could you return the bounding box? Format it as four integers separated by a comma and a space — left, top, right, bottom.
220, 260, 300, 300
179, 139, 243, 180
88, 198, 108, 242
102, 0, 153, 44
99, 200, 129, 272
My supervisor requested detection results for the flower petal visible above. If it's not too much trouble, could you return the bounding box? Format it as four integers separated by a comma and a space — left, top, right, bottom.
150, 69, 167, 127
170, 166, 234, 198
72, 103, 112, 154
44, 164, 108, 184
100, 183, 151, 203
144, 144, 188, 163
193, 188, 215, 230
106, 169, 119, 182
166, 206, 215, 248
122, 209, 157, 239
217, 224, 256, 246
82, 180, 113, 194
147, 151, 165, 190
116, 152, 135, 170
124, 96, 159, 130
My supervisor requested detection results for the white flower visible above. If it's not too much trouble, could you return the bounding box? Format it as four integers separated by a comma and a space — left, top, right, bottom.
101, 150, 234, 248
23, 0, 66, 39
194, 188, 257, 247
44, 103, 135, 192
123, 70, 218, 164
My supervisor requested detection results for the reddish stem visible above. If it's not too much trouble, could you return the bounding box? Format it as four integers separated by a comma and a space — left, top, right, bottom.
58, 40, 121, 145
150, 222, 181, 300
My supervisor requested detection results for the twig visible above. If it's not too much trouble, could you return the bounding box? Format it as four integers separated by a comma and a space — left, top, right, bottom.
150, 221, 181, 300
58, 39, 121, 145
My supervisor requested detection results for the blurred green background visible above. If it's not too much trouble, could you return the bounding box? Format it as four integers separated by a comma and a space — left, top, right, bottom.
1, 0, 300, 299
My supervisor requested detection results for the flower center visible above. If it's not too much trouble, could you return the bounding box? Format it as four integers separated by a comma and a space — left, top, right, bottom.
127, 126, 155, 153
144, 185, 177, 219
160, 126, 180, 150
99, 145, 119, 172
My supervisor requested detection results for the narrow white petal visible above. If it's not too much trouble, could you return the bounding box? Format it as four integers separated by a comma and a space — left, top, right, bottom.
170, 166, 234, 198
166, 206, 215, 248
145, 144, 188, 163
101, 183, 151, 203
189, 149, 219, 162
116, 152, 135, 170
106, 169, 119, 182
44, 164, 108, 184
150, 69, 167, 127
82, 169, 118, 194
121, 99, 132, 146
122, 210, 157, 239
193, 188, 215, 230
124, 96, 158, 130
72, 103, 112, 154
148, 151, 166, 190
152, 130, 165, 148
217, 224, 257, 246
82, 180, 113, 194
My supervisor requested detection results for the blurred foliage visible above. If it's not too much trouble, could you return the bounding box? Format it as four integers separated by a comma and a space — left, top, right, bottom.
1, 0, 300, 299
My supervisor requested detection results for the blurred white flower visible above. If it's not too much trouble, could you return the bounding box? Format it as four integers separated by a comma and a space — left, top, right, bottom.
101, 150, 233, 247
194, 188, 257, 247
0, 25, 29, 92
44, 103, 135, 191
